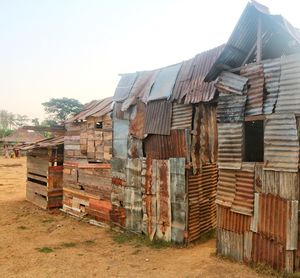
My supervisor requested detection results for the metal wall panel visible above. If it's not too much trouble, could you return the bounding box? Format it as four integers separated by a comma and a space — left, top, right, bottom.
276, 54, 300, 113
264, 113, 299, 172
144, 100, 172, 135
215, 71, 248, 95
171, 103, 193, 130
218, 122, 243, 169
129, 101, 146, 139
113, 73, 138, 102
216, 170, 236, 207
113, 117, 129, 158
240, 64, 265, 116
127, 137, 143, 159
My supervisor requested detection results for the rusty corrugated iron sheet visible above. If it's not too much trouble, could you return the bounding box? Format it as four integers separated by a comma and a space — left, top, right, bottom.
129, 101, 146, 139
147, 63, 182, 102
192, 104, 217, 173
188, 164, 218, 242
216, 170, 236, 207
216, 205, 251, 234
276, 54, 300, 113
111, 158, 126, 207
240, 64, 265, 116
231, 170, 254, 216
144, 100, 172, 135
264, 113, 299, 172
171, 103, 192, 130
113, 72, 139, 102
263, 57, 281, 114
127, 137, 143, 159
144, 129, 189, 160
217, 94, 247, 123
218, 122, 243, 169
215, 71, 248, 95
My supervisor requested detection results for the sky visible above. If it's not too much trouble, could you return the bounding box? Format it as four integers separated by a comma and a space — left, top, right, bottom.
0, 0, 299, 121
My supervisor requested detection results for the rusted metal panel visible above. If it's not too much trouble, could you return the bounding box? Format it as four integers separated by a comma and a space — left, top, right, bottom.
276, 54, 300, 113
217, 205, 251, 234
127, 136, 143, 159
171, 103, 192, 130
250, 193, 259, 233
262, 170, 298, 200
188, 164, 218, 242
218, 122, 243, 170
216, 229, 244, 262
251, 233, 287, 271
231, 170, 254, 216
286, 200, 298, 251
147, 63, 182, 101
144, 129, 189, 160
217, 94, 247, 123
126, 159, 142, 188
144, 100, 172, 135
129, 101, 146, 139
113, 72, 138, 102
264, 113, 299, 172
192, 104, 217, 173
240, 64, 265, 116
111, 158, 126, 207
215, 71, 248, 95
244, 231, 253, 262
113, 117, 129, 158
216, 170, 236, 207
263, 57, 281, 114
170, 158, 186, 243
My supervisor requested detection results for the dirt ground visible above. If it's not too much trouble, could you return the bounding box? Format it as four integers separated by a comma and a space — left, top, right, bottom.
0, 157, 268, 278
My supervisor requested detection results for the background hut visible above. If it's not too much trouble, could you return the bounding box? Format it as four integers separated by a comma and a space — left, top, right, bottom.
62, 97, 113, 223
205, 2, 300, 273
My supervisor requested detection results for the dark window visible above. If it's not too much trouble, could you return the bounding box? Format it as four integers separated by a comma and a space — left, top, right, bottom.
95, 122, 103, 129
244, 120, 264, 162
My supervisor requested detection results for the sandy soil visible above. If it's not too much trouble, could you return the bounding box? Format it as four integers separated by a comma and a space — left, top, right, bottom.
0, 157, 267, 278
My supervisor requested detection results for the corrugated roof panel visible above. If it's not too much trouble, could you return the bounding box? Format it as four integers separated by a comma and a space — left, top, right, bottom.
147, 63, 182, 102
171, 103, 193, 130
218, 122, 243, 169
215, 71, 248, 95
264, 113, 299, 172
144, 100, 172, 135
240, 64, 265, 116
276, 54, 300, 113
217, 94, 247, 123
113, 73, 139, 102
216, 170, 236, 208
263, 57, 281, 114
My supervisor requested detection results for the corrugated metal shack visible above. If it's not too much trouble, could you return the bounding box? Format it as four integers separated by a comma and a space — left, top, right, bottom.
23, 137, 64, 209
62, 97, 113, 223
205, 1, 300, 273
111, 45, 225, 243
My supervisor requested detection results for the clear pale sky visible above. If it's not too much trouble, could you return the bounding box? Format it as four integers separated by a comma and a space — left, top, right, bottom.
0, 0, 299, 120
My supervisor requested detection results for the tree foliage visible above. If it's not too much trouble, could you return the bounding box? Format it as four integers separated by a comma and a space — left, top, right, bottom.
42, 97, 83, 122
0, 110, 29, 138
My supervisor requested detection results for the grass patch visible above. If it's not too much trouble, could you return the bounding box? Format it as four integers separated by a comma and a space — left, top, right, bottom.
37, 247, 54, 253
190, 229, 216, 245
83, 240, 95, 245
42, 218, 55, 223
18, 225, 28, 230
60, 242, 77, 248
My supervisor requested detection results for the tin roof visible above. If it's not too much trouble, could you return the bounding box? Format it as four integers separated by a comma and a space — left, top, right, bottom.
19, 136, 64, 150
1, 128, 45, 144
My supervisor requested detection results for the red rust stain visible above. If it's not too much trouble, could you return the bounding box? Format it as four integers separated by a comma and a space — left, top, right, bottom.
129, 101, 145, 139
112, 177, 126, 186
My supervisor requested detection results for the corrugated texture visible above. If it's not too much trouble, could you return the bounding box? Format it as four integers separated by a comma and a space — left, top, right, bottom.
252, 233, 287, 271
217, 205, 251, 234
129, 101, 146, 139
215, 71, 248, 95
113, 118, 129, 159
192, 104, 217, 173
263, 57, 281, 114
170, 158, 186, 243
216, 170, 236, 208
188, 164, 218, 242
218, 122, 243, 169
125, 159, 142, 188
171, 103, 192, 130
144, 129, 189, 160
231, 171, 254, 216
127, 137, 143, 159
240, 64, 265, 116
276, 54, 300, 113
216, 229, 244, 262
144, 100, 172, 135
217, 94, 247, 123
264, 113, 299, 172
262, 170, 299, 200
147, 63, 182, 101
113, 73, 138, 102
121, 70, 158, 110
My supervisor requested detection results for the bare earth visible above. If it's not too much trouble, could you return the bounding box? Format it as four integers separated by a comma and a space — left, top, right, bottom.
0, 157, 267, 278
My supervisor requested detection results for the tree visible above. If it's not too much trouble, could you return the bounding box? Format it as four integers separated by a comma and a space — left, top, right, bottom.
42, 97, 83, 123
31, 118, 40, 126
